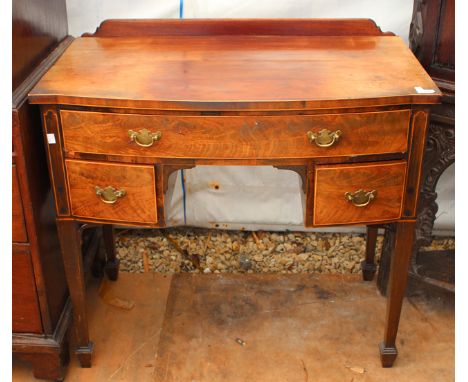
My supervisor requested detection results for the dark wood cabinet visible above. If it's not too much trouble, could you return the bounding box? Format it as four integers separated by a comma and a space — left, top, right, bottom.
378, 0, 455, 295
12, 1, 72, 380
12, 0, 68, 90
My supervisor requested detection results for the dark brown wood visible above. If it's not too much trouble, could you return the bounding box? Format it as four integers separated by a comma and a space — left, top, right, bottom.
84, 18, 395, 38
102, 225, 119, 281
12, 165, 28, 242
12, 248, 42, 333
362, 226, 379, 281
56, 219, 94, 367
16, 351, 68, 381
68, 149, 406, 167
313, 162, 407, 226
32, 19, 439, 369
409, 249, 455, 292
410, 0, 454, 82
60, 109, 411, 160
13, 300, 72, 381
304, 162, 315, 227
12, 0, 68, 90
12, 2, 71, 376
380, 221, 416, 367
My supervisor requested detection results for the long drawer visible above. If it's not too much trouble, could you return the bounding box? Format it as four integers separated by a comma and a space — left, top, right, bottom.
313, 161, 407, 226
66, 160, 158, 224
60, 109, 410, 159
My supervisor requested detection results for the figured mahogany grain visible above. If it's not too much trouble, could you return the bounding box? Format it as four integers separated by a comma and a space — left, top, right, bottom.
66, 160, 157, 224
12, 165, 28, 242
313, 161, 407, 226
29, 35, 440, 110
60, 109, 410, 159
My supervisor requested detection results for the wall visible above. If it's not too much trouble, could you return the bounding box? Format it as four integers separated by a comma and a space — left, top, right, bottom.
66, 0, 454, 234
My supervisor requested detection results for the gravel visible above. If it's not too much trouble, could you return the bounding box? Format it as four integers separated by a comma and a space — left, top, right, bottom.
115, 228, 454, 274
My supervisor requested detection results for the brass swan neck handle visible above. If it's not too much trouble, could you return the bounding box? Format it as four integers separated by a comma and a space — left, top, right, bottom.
344, 189, 376, 207
128, 129, 162, 147
95, 186, 126, 204
307, 129, 342, 148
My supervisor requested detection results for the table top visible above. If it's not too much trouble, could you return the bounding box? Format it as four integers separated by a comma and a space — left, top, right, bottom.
29, 35, 440, 110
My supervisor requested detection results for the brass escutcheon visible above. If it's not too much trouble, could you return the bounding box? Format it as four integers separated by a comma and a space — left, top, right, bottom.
128, 129, 162, 147
307, 129, 342, 148
344, 189, 377, 207
95, 186, 126, 204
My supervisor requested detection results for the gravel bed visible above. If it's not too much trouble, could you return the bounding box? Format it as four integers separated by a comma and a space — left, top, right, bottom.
115, 228, 454, 274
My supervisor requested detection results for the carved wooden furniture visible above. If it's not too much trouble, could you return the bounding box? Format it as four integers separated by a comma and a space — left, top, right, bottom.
12, 1, 71, 380
29, 19, 440, 368
377, 0, 455, 294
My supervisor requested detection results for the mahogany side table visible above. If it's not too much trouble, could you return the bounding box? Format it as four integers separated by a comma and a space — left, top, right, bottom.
29, 19, 441, 368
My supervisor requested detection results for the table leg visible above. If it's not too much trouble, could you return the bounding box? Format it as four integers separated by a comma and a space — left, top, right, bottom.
362, 225, 378, 281
102, 224, 119, 281
56, 219, 94, 368
379, 220, 415, 367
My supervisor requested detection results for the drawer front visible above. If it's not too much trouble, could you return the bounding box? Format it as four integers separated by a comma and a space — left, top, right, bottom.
13, 248, 42, 333
313, 162, 407, 226
12, 165, 28, 242
66, 160, 157, 224
61, 110, 410, 159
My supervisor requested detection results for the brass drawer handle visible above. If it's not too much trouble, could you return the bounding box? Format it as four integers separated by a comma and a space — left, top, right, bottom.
95, 186, 126, 204
128, 129, 162, 147
307, 129, 342, 148
345, 189, 376, 207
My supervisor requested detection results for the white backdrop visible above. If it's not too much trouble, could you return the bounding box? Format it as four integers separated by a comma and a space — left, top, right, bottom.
66, 0, 455, 234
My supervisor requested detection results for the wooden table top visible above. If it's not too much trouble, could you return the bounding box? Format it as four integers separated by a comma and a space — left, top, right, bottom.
29, 35, 440, 110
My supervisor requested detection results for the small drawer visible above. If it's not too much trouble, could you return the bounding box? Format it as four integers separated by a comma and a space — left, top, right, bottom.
313, 161, 407, 226
60, 109, 410, 159
66, 160, 157, 224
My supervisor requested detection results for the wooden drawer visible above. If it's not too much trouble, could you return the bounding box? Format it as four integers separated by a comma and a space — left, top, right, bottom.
12, 165, 28, 242
61, 109, 410, 159
12, 247, 42, 333
66, 160, 157, 224
313, 161, 407, 226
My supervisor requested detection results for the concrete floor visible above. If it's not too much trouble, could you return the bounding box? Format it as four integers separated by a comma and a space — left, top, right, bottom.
13, 273, 454, 381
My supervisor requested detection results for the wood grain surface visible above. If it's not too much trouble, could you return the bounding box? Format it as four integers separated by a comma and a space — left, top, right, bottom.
403, 109, 429, 217
12, 248, 42, 333
313, 161, 407, 226
12, 0, 68, 90
60, 109, 410, 159
84, 18, 394, 37
12, 165, 28, 242
65, 160, 157, 224
29, 34, 440, 110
